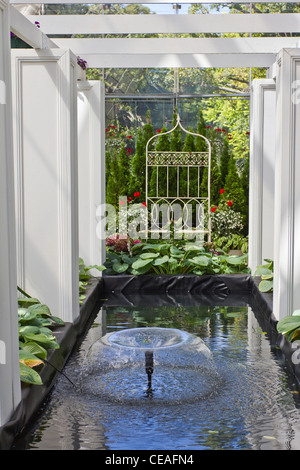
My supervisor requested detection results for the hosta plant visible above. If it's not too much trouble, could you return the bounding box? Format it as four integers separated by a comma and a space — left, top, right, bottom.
104, 241, 249, 276
254, 259, 273, 293
277, 310, 300, 343
18, 292, 65, 386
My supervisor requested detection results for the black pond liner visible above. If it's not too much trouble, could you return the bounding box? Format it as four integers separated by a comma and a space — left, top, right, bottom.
0, 273, 299, 450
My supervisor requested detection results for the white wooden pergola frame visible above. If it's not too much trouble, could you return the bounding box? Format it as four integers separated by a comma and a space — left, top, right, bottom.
1, 0, 300, 437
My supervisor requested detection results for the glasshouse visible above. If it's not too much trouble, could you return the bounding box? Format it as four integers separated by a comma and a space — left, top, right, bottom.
1, 0, 300, 452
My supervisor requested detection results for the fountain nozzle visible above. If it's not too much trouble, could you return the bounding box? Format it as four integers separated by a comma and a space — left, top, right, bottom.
145, 351, 154, 394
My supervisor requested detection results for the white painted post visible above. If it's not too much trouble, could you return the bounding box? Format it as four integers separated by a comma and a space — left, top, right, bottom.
248, 79, 276, 272
77, 80, 106, 272
0, 0, 21, 426
11, 49, 80, 323
273, 48, 300, 320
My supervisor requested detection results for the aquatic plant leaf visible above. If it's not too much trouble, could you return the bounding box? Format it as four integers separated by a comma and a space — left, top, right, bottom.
19, 362, 43, 385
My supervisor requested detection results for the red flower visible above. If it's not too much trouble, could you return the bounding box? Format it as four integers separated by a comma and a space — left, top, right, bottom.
206, 126, 211, 129
129, 197, 132, 200
211, 207, 216, 212
141, 202, 147, 207
105, 128, 108, 132
222, 129, 226, 133
157, 129, 161, 133
134, 191, 140, 197
112, 125, 116, 129
215, 128, 221, 132
246, 131, 250, 135
228, 137, 232, 140
227, 200, 233, 207
220, 188, 225, 194
127, 135, 132, 139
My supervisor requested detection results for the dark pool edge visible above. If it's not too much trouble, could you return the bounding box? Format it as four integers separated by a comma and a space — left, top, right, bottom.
0, 278, 103, 451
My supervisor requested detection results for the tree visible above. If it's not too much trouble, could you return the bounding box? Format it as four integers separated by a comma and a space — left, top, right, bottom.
224, 157, 247, 225
129, 128, 146, 199
149, 126, 170, 198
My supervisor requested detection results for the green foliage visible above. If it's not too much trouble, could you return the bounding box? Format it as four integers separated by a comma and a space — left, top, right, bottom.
79, 257, 106, 304
277, 310, 300, 343
18, 292, 65, 385
254, 259, 273, 293
104, 240, 249, 276
212, 234, 248, 254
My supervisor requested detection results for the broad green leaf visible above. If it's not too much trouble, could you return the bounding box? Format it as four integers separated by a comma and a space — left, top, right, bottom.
226, 256, 246, 266
18, 298, 40, 308
28, 303, 51, 316
277, 315, 300, 335
19, 362, 43, 385
152, 255, 170, 266
20, 341, 47, 360
19, 349, 44, 368
112, 261, 129, 273
140, 252, 160, 260
132, 258, 153, 270
22, 333, 59, 349
259, 280, 273, 293
254, 266, 272, 276
182, 244, 205, 252
189, 255, 210, 267
18, 308, 37, 323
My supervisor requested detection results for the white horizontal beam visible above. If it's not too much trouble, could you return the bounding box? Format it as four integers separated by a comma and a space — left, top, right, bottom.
53, 37, 300, 55
25, 13, 300, 35
9, 0, 300, 4
10, 5, 57, 48
72, 52, 276, 68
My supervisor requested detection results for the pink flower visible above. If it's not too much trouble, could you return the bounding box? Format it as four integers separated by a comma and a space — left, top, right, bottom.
120, 201, 125, 205
133, 239, 142, 245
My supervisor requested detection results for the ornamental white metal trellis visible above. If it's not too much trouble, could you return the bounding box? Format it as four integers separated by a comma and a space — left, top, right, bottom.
145, 114, 211, 242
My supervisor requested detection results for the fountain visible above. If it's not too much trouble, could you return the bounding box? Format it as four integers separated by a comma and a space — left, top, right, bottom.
80, 327, 221, 404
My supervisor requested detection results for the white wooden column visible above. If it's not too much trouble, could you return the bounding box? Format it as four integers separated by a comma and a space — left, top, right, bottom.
11, 49, 80, 323
77, 80, 105, 271
0, 0, 21, 426
248, 79, 276, 272
273, 48, 300, 320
